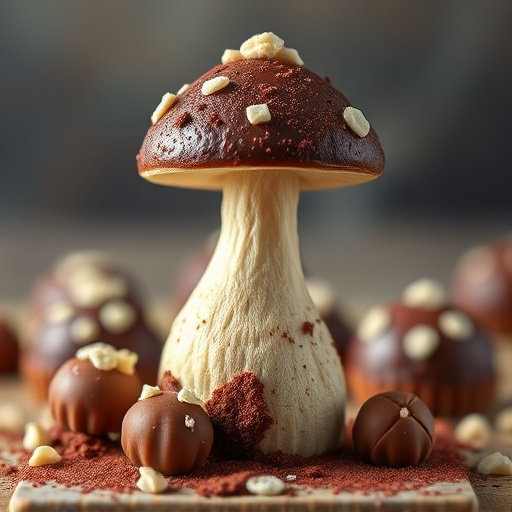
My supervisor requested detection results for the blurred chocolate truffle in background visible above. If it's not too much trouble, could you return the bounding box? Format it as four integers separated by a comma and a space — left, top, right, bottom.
49, 343, 142, 435
0, 312, 19, 373
344, 278, 495, 417
122, 388, 213, 475
20, 251, 163, 401
169, 234, 353, 356
451, 236, 512, 336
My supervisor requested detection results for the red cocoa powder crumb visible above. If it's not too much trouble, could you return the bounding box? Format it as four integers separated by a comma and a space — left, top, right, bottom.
159, 370, 181, 392
301, 321, 315, 336
0, 422, 468, 499
205, 371, 274, 459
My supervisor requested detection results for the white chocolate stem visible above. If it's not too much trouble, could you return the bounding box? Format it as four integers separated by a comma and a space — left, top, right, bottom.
159, 169, 346, 456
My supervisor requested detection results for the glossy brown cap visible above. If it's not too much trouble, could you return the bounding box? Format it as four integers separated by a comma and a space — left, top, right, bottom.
137, 58, 384, 191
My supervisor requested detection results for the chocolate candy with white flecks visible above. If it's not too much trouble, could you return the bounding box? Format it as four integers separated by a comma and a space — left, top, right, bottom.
121, 389, 214, 475
49, 343, 142, 435
344, 278, 495, 417
451, 236, 512, 335
20, 251, 162, 401
0, 312, 19, 373
352, 391, 435, 467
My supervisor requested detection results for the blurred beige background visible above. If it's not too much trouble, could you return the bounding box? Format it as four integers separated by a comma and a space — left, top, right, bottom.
0, 0, 511, 304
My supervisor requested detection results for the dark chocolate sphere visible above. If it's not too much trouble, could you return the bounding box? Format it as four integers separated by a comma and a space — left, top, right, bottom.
352, 391, 435, 467
49, 357, 142, 435
121, 390, 214, 475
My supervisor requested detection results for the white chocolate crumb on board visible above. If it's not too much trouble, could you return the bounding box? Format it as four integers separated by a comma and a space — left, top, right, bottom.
185, 415, 195, 432
343, 106, 370, 138
438, 310, 474, 341
139, 384, 163, 401
454, 414, 492, 449
402, 279, 446, 310
477, 452, 512, 475
177, 388, 204, 407
240, 32, 284, 59
29, 446, 61, 467
76, 342, 138, 374
99, 299, 136, 334
137, 467, 169, 494
70, 316, 100, 345
357, 306, 391, 343
23, 422, 50, 451
151, 92, 177, 125
201, 76, 230, 96
246, 475, 285, 496
246, 104, 271, 125
403, 325, 440, 361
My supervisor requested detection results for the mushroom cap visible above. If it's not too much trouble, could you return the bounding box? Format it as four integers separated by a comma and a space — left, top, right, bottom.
137, 58, 384, 191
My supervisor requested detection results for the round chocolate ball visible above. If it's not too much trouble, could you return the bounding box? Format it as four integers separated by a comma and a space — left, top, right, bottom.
49, 357, 142, 435
121, 390, 214, 475
0, 313, 19, 373
352, 391, 435, 467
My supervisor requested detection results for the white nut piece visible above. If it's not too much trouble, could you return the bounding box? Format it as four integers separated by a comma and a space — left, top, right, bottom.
151, 92, 177, 125
240, 32, 284, 59
70, 316, 100, 345
139, 384, 163, 401
246, 104, 271, 125
201, 76, 230, 96
274, 47, 304, 66
115, 348, 139, 375
454, 413, 492, 449
99, 299, 137, 334
177, 388, 204, 407
438, 310, 474, 341
477, 452, 512, 475
402, 278, 446, 310
246, 475, 285, 496
176, 83, 190, 95
28, 446, 61, 467
402, 325, 440, 361
221, 49, 243, 64
343, 106, 370, 138
357, 306, 391, 343
136, 466, 169, 494
23, 422, 50, 451
76, 342, 118, 371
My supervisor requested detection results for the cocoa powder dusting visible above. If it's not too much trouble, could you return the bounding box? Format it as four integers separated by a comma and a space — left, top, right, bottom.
204, 371, 274, 459
159, 370, 181, 391
0, 421, 469, 499
301, 321, 314, 336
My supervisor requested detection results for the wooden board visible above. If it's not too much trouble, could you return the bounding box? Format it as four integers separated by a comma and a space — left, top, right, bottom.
8, 479, 478, 512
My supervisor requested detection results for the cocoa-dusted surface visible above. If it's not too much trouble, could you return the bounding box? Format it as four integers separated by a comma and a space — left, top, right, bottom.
352, 391, 434, 467
121, 391, 213, 475
49, 358, 142, 435
345, 302, 495, 417
137, 58, 384, 190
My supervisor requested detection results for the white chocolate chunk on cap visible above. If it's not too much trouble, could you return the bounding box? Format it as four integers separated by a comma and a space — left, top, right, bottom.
139, 384, 163, 401
478, 452, 512, 475
221, 49, 243, 64
151, 92, 177, 125
357, 306, 391, 343
274, 47, 304, 66
240, 32, 284, 59
343, 106, 370, 138
201, 76, 230, 96
177, 388, 204, 407
75, 342, 138, 374
246, 104, 271, 125
402, 279, 446, 310
403, 325, 440, 360
438, 310, 474, 341
137, 466, 169, 493
246, 475, 285, 496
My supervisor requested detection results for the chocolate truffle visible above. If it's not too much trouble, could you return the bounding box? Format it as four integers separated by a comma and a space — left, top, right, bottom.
121, 389, 213, 475
451, 237, 512, 335
0, 313, 19, 373
352, 391, 434, 467
49, 343, 142, 435
344, 279, 495, 417
20, 251, 162, 401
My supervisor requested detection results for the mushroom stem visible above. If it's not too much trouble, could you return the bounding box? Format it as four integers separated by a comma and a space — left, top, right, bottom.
159, 169, 346, 456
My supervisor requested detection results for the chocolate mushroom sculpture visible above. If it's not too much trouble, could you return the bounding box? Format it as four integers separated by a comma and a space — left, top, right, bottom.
137, 33, 384, 457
